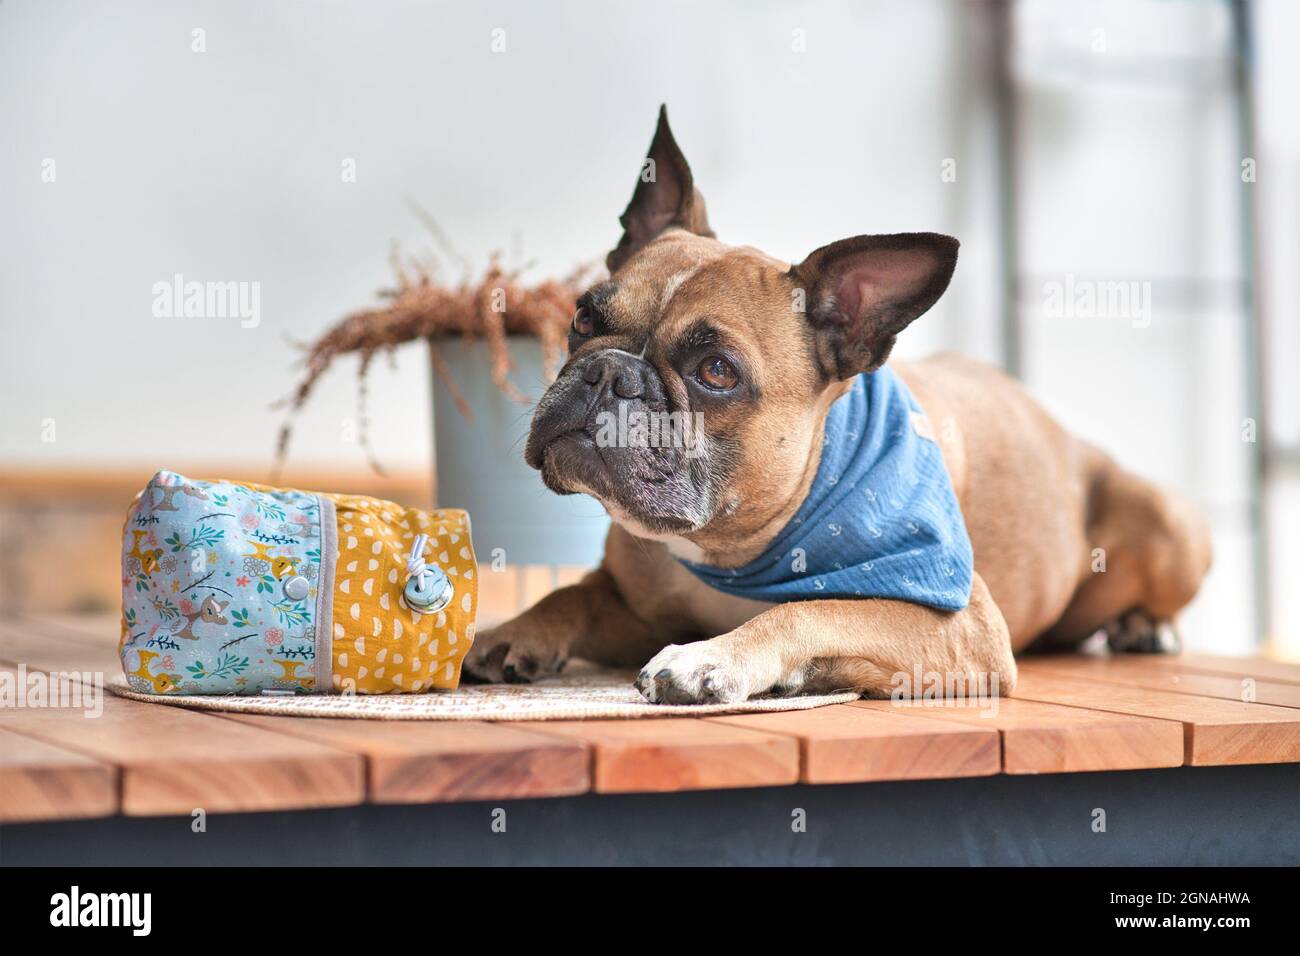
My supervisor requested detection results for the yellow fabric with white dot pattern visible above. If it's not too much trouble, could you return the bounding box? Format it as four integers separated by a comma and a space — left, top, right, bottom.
325, 495, 477, 694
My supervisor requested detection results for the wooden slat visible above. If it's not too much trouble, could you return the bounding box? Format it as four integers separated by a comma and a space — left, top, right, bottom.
12, 616, 780, 796
5, 617, 591, 806
1130, 651, 1300, 686
19, 615, 794, 797
0, 726, 118, 822
27, 612, 119, 644
1020, 656, 1300, 709
709, 704, 1000, 783
16, 612, 1296, 809
851, 697, 1183, 774
518, 718, 800, 793
5, 615, 859, 799
0, 665, 364, 816
1014, 671, 1300, 766
221, 714, 590, 803
0, 618, 120, 675
0, 624, 366, 815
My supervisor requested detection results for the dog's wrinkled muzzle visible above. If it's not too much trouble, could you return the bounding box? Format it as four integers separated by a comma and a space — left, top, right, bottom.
523, 347, 711, 531
525, 349, 668, 470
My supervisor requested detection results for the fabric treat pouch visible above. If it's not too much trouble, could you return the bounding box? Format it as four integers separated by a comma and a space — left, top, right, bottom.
120, 469, 478, 696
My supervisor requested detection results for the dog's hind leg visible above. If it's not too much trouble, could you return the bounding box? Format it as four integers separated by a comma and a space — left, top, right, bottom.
1101, 609, 1182, 654
1034, 458, 1212, 652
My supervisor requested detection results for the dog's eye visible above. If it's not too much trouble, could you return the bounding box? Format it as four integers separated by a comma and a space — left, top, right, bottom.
572, 306, 594, 336
696, 356, 739, 391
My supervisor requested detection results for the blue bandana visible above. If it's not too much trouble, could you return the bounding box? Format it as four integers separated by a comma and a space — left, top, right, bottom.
679, 367, 973, 611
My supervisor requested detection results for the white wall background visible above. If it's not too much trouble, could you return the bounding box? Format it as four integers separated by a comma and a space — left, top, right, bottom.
1011, 0, 1255, 652
2, 0, 1291, 653
1254, 0, 1300, 658
0, 0, 986, 470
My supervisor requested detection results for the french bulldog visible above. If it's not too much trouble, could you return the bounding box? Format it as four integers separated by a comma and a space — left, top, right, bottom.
463, 106, 1213, 704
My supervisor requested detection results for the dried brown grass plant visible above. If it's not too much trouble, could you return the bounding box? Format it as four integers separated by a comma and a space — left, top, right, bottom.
271, 210, 596, 477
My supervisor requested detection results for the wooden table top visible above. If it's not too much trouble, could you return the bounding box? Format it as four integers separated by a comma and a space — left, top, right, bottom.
2, 614, 1299, 822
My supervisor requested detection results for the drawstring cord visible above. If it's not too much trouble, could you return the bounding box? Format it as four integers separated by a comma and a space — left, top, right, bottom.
404, 533, 452, 611
406, 533, 432, 592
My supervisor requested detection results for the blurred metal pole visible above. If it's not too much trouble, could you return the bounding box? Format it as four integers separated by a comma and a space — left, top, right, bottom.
990, 0, 1022, 378
1231, 0, 1272, 647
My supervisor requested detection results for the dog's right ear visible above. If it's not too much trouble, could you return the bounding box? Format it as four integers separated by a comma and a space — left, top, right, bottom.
791, 233, 959, 379
606, 105, 714, 274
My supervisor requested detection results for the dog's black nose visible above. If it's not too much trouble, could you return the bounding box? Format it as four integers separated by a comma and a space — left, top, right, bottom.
582, 349, 651, 400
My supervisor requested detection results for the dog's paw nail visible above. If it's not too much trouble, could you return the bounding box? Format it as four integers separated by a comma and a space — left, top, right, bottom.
503, 663, 532, 684
482, 643, 510, 671
506, 654, 539, 679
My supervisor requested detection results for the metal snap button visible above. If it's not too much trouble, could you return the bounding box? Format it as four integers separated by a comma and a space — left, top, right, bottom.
283, 575, 310, 601
404, 565, 453, 613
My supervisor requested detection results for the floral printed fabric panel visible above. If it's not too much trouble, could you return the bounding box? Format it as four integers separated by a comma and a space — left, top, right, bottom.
120, 470, 325, 695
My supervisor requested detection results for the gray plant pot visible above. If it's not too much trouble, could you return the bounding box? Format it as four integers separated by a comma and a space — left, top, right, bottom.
431, 337, 609, 566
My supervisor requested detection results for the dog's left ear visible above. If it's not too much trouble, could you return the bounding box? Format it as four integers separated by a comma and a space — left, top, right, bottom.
790, 233, 959, 379
607, 105, 714, 274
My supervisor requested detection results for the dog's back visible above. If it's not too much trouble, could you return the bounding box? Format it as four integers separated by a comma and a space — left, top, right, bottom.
898, 352, 1211, 649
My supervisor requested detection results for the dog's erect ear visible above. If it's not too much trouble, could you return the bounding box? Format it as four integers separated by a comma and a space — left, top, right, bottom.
790, 233, 959, 379
606, 105, 714, 274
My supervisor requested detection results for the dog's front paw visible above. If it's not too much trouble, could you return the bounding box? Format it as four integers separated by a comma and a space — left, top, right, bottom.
463, 622, 569, 684
635, 641, 752, 705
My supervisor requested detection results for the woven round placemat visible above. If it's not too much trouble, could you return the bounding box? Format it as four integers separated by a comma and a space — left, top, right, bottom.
107, 664, 859, 720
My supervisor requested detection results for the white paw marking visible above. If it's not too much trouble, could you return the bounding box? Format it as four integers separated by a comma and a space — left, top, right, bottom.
636, 641, 752, 705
